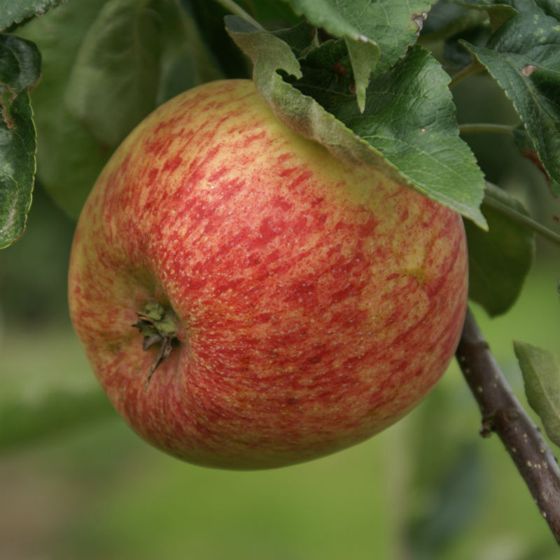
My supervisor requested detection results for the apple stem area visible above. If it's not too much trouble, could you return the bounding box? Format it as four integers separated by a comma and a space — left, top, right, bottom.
133, 302, 180, 382
456, 309, 560, 543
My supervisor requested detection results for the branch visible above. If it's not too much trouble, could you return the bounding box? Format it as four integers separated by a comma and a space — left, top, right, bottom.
456, 309, 560, 542
449, 62, 485, 89
459, 123, 514, 136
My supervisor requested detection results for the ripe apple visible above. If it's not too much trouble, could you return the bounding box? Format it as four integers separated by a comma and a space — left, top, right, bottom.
68, 79, 468, 469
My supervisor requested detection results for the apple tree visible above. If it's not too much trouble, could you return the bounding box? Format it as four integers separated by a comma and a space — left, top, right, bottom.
1, 0, 560, 550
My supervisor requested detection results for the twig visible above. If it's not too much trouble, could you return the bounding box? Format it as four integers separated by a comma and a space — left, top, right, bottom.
456, 309, 560, 543
459, 123, 514, 136
449, 62, 484, 89
484, 185, 560, 248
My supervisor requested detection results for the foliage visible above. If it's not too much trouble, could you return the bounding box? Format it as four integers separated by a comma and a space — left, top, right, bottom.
515, 341, 560, 448
0, 0, 63, 30
0, 34, 40, 248
465, 183, 534, 316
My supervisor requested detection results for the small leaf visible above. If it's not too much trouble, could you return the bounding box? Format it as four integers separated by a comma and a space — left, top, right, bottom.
273, 21, 318, 59
422, 1, 486, 40
226, 17, 486, 226
456, 0, 517, 30
461, 1, 560, 192
65, 0, 164, 148
513, 125, 560, 192
283, 0, 436, 110
0, 34, 40, 249
443, 24, 490, 70
465, 183, 535, 316
155, 0, 223, 104
187, 0, 252, 79
0, 0, 63, 31
18, 0, 110, 218
514, 341, 560, 448
299, 43, 487, 225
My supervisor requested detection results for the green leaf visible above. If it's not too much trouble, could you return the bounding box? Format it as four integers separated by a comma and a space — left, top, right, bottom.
156, 0, 223, 104
514, 341, 560, 448
300, 43, 487, 225
421, 1, 487, 40
227, 16, 486, 226
65, 0, 164, 148
283, 0, 436, 111
19, 0, 218, 218
513, 125, 560, 192
460, 1, 560, 192
0, 378, 115, 453
0, 0, 63, 31
456, 0, 517, 30
273, 21, 318, 59
538, 0, 560, 19
187, 0, 251, 79
18, 0, 110, 218
465, 183, 534, 316
67, 0, 223, 138
443, 24, 490, 69
0, 34, 40, 249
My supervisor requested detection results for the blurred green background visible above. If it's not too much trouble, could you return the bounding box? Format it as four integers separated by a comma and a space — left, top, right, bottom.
1, 73, 560, 560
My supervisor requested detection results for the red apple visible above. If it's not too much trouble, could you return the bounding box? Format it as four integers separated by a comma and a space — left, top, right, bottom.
68, 79, 468, 469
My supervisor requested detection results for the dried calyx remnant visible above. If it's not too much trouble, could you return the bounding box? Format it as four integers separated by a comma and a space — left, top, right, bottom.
133, 302, 179, 381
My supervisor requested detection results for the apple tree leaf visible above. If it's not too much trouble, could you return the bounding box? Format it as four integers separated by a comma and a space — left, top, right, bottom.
514, 341, 560, 448
465, 183, 534, 316
154, 0, 223, 104
460, 0, 560, 193
0, 0, 63, 31
226, 16, 486, 227
282, 0, 436, 111
421, 1, 487, 40
455, 0, 517, 30
17, 0, 111, 218
425, 2, 491, 70
65, 0, 164, 149
186, 0, 253, 79
71, 0, 222, 143
513, 125, 560, 192
273, 21, 318, 59
0, 34, 40, 249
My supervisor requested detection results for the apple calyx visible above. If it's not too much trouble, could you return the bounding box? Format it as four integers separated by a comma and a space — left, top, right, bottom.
133, 302, 179, 382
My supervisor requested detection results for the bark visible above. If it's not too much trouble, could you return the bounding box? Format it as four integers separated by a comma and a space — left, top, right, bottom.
456, 309, 560, 543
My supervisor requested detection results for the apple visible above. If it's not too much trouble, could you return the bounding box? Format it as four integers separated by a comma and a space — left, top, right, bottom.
68, 79, 468, 469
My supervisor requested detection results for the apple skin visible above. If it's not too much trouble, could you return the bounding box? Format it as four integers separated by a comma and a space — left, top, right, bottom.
68, 79, 468, 469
